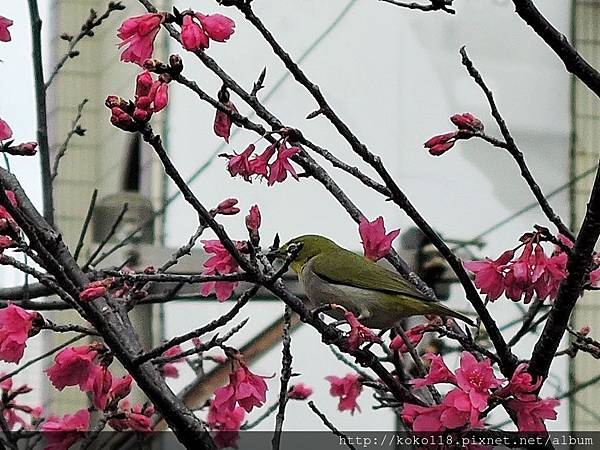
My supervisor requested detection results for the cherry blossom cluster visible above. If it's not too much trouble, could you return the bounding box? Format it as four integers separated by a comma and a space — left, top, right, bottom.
223, 139, 301, 186
106, 69, 170, 132
402, 352, 559, 433
424, 113, 484, 156
208, 353, 271, 447
464, 229, 588, 303
0, 374, 43, 431
117, 10, 235, 66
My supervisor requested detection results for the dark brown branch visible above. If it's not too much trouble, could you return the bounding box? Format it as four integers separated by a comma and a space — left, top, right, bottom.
27, 0, 54, 225
41, 320, 98, 336
152, 319, 249, 365
512, 0, 600, 99
0, 168, 215, 449
307, 401, 356, 450
460, 47, 573, 241
528, 165, 600, 381
378, 0, 455, 14
74, 189, 98, 261
272, 306, 292, 450
134, 285, 258, 365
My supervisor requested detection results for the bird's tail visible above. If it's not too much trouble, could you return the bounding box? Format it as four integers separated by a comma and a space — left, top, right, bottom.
429, 302, 475, 327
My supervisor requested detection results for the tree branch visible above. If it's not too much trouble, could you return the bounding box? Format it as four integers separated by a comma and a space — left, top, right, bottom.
528, 164, 600, 381
512, 0, 600, 99
460, 47, 573, 240
27, 0, 54, 225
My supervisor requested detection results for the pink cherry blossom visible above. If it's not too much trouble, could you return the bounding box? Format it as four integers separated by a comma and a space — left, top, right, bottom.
401, 403, 446, 432
0, 236, 14, 252
92, 367, 113, 410
343, 311, 380, 351
246, 205, 261, 233
288, 383, 313, 400
181, 15, 209, 51
117, 14, 163, 65
424, 131, 458, 156
0, 118, 12, 141
42, 409, 90, 450
0, 375, 40, 431
325, 373, 363, 414
440, 388, 484, 429
226, 144, 255, 181
0, 304, 37, 363
464, 250, 514, 301
450, 113, 484, 132
358, 216, 400, 261
215, 198, 240, 216
506, 397, 559, 432
109, 374, 133, 404
0, 16, 13, 43
496, 363, 541, 402
159, 345, 185, 379
109, 400, 154, 432
213, 363, 270, 413
46, 345, 100, 391
152, 81, 169, 112
208, 402, 245, 449
214, 105, 237, 143
200, 240, 245, 301
455, 352, 504, 412
110, 107, 137, 131
267, 144, 300, 186
197, 14, 236, 42
409, 352, 457, 389
589, 267, 600, 287
248, 144, 276, 178
390, 323, 430, 353
79, 284, 107, 302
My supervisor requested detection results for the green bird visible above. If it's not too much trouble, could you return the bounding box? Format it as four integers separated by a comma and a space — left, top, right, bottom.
275, 235, 473, 329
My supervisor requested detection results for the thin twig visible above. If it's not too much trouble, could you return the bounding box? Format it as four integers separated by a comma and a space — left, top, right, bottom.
460, 47, 573, 241
307, 401, 356, 450
272, 306, 292, 450
51, 99, 88, 182
27, 0, 54, 225
378, 0, 455, 14
152, 319, 249, 366
74, 189, 98, 262
134, 286, 258, 365
241, 401, 279, 430
45, 2, 125, 89
84, 203, 129, 270
0, 334, 86, 384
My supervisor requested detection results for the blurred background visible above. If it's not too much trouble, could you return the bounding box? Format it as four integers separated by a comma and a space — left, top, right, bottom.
0, 0, 599, 437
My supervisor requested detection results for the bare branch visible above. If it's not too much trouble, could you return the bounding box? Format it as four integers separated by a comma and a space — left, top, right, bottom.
529, 165, 600, 382
45, 2, 126, 89
378, 0, 455, 14
27, 0, 54, 225
460, 47, 573, 240
272, 306, 293, 450
308, 401, 356, 450
51, 99, 88, 182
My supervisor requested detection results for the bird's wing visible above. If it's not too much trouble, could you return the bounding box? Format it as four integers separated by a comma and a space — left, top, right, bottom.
310, 250, 429, 300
